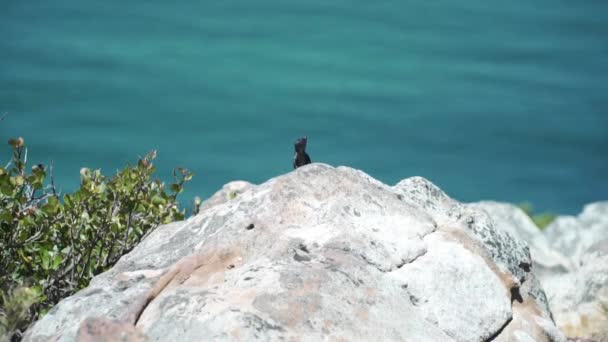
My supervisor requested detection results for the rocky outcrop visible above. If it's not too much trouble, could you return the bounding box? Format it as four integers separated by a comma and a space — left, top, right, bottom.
475, 201, 608, 341
24, 164, 564, 342
468, 202, 571, 277
544, 202, 608, 267
543, 203, 608, 340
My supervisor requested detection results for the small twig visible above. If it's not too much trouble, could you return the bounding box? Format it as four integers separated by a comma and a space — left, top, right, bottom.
23, 230, 44, 244
0, 112, 8, 122
93, 200, 115, 271
49, 160, 57, 196
20, 193, 55, 210
121, 184, 143, 256
67, 219, 77, 289
103, 198, 120, 267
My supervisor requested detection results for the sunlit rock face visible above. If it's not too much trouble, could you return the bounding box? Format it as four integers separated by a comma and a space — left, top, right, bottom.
543, 203, 608, 341
475, 201, 608, 341
25, 164, 564, 342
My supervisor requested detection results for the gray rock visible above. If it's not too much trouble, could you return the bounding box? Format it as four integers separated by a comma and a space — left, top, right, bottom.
388, 232, 511, 341
198, 180, 254, 212
541, 246, 608, 340
543, 202, 608, 266
469, 202, 571, 277
394, 180, 532, 287
542, 203, 608, 340
476, 200, 608, 341
24, 164, 563, 342
76, 317, 148, 342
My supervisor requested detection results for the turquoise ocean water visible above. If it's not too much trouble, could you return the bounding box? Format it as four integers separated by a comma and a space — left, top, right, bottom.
1, 1, 607, 214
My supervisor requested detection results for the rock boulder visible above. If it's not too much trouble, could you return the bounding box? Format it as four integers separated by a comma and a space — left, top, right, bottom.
24, 164, 564, 342
543, 203, 608, 340
474, 201, 608, 341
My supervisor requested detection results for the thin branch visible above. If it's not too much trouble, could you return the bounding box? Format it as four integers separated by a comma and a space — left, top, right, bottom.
93, 200, 115, 271
49, 160, 57, 196
19, 193, 55, 212
67, 218, 77, 290
0, 112, 8, 122
121, 184, 143, 256
103, 198, 120, 267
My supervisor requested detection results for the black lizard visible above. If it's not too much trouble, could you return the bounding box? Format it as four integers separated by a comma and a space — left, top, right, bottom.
293, 136, 311, 169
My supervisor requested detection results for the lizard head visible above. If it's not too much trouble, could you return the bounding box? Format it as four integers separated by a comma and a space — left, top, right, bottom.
294, 136, 307, 153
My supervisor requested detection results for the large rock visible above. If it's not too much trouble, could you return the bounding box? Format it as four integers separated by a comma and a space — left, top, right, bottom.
475, 201, 608, 341
24, 164, 564, 342
468, 202, 571, 277
543, 202, 608, 267
542, 203, 608, 340
541, 244, 608, 340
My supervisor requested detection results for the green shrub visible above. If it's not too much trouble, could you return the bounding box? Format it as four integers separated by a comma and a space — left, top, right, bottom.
0, 286, 42, 342
518, 202, 556, 230
0, 137, 192, 341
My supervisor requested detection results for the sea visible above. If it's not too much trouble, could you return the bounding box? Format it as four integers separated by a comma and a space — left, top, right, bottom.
1, 0, 607, 214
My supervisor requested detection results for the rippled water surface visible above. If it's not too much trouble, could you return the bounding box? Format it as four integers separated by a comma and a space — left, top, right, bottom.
1, 1, 607, 213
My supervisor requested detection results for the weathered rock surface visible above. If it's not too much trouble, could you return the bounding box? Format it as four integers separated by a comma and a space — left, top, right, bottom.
475, 201, 608, 341
76, 317, 148, 342
544, 202, 608, 267
469, 202, 571, 277
543, 203, 608, 341
24, 164, 564, 342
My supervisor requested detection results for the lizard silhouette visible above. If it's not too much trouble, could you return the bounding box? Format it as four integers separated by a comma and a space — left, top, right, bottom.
293, 136, 312, 169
